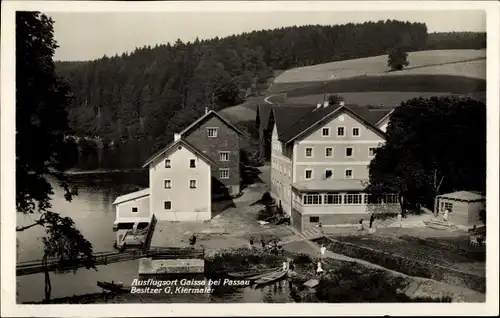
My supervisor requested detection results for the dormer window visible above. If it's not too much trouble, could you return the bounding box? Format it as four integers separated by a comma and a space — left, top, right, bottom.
207, 128, 218, 138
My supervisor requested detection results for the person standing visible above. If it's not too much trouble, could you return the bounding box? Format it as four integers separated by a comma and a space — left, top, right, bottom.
318, 222, 324, 236
397, 212, 402, 228
320, 244, 326, 258
443, 209, 449, 222
357, 219, 364, 232
316, 261, 324, 275
369, 213, 375, 229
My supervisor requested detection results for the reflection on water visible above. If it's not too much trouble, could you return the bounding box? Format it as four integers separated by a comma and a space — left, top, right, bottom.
16, 173, 294, 303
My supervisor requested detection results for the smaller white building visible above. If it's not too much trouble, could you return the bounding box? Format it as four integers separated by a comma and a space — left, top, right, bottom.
113, 188, 151, 247
435, 191, 485, 227
142, 135, 217, 221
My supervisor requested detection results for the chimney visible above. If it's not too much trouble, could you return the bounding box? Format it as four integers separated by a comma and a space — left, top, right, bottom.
174, 133, 181, 141
323, 101, 329, 108
339, 100, 345, 107
205, 107, 209, 114
316, 103, 322, 109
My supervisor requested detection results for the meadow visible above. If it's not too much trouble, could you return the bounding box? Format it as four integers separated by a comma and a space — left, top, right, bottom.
220, 49, 486, 124
285, 91, 487, 108
274, 49, 486, 84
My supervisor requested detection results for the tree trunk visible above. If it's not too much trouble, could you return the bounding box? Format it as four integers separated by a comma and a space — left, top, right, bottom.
42, 256, 52, 302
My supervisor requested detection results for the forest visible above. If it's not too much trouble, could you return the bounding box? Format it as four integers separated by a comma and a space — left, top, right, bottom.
54, 20, 486, 171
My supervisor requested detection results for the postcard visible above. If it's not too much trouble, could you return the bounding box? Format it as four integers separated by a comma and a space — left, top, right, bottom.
1, 1, 499, 316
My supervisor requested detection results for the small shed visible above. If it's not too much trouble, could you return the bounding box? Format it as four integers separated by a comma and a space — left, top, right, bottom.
435, 191, 485, 227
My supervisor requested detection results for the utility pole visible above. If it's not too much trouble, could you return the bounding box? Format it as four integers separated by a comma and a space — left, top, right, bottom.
323, 81, 327, 102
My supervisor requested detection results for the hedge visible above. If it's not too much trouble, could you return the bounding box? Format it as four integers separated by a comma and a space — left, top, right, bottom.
204, 248, 283, 275
315, 237, 486, 293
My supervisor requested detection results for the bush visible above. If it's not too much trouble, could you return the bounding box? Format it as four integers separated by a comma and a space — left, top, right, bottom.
292, 253, 313, 265
204, 248, 283, 275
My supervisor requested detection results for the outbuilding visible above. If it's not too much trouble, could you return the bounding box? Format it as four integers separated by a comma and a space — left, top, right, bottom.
434, 191, 485, 227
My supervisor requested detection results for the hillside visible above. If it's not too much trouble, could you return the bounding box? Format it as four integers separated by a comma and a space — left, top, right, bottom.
274, 49, 486, 84
54, 22, 486, 171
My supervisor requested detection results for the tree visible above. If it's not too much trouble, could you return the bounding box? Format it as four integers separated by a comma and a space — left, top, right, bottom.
16, 12, 95, 302
387, 46, 409, 71
366, 96, 486, 210
328, 94, 345, 106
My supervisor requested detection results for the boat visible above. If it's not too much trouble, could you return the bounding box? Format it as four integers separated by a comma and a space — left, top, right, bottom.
252, 269, 288, 287
227, 267, 280, 279
97, 281, 131, 293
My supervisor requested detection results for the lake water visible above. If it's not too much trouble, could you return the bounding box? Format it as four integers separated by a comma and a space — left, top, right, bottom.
16, 173, 295, 303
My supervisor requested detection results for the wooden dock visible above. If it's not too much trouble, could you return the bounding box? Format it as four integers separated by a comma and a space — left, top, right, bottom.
16, 247, 204, 276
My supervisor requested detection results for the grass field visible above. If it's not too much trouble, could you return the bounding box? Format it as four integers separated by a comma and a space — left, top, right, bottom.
286, 91, 487, 107
221, 49, 486, 124
275, 49, 486, 84
269, 74, 486, 97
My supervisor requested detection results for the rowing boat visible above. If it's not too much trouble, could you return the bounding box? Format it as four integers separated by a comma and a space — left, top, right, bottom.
227, 267, 280, 279
253, 269, 287, 287
97, 281, 131, 293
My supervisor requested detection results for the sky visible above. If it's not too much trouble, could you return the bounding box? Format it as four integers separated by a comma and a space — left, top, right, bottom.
48, 10, 486, 61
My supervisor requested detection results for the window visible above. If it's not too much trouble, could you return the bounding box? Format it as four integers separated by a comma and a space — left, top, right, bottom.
369, 147, 376, 157
190, 180, 197, 189
303, 193, 322, 205
219, 151, 229, 161
305, 147, 313, 157
309, 216, 320, 223
345, 193, 362, 204
325, 147, 333, 157
444, 202, 453, 212
305, 169, 312, 180
164, 180, 171, 189
322, 128, 330, 136
337, 127, 345, 136
325, 193, 342, 204
325, 169, 333, 178
207, 128, 218, 138
189, 159, 196, 168
165, 159, 171, 168
164, 201, 172, 210
132, 207, 138, 213
345, 147, 353, 157
352, 127, 360, 137
220, 168, 230, 179
345, 169, 353, 179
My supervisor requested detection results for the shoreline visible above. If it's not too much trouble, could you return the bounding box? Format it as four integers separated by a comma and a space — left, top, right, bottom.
62, 168, 147, 176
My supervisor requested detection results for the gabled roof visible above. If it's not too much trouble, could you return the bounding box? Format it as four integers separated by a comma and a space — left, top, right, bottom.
279, 104, 391, 144
142, 138, 218, 168
113, 188, 150, 205
272, 104, 316, 140
374, 108, 395, 127
179, 110, 247, 138
437, 191, 485, 202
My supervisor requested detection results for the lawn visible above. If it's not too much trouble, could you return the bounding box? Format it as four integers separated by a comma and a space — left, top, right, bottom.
269, 74, 486, 96
275, 49, 486, 84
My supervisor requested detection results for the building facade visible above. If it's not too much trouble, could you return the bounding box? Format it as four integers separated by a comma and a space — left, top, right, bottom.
143, 136, 216, 221
178, 108, 246, 198
268, 101, 399, 232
